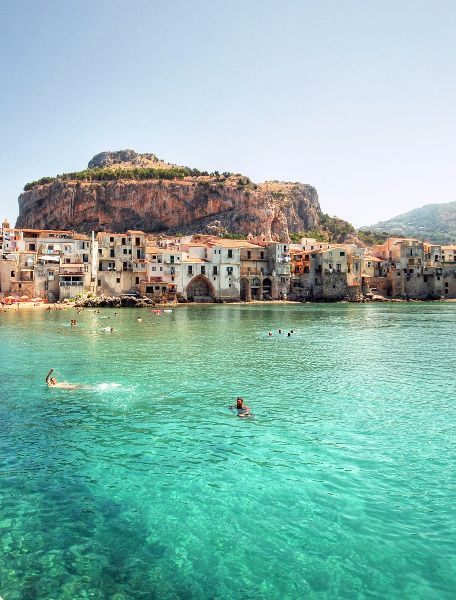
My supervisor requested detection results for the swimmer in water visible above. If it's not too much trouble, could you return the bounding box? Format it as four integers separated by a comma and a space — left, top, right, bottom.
229, 397, 251, 418
45, 368, 84, 390
137, 316, 142, 322
268, 332, 273, 336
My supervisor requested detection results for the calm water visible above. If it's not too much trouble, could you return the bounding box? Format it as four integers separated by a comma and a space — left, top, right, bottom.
0, 303, 455, 599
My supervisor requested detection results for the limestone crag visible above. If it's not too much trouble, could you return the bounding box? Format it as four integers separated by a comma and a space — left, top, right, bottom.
16, 151, 321, 241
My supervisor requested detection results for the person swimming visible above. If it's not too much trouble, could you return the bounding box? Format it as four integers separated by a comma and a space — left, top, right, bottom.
45, 368, 84, 390
229, 397, 251, 418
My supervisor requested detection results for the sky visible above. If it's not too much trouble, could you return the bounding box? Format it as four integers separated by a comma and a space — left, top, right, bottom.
0, 0, 455, 227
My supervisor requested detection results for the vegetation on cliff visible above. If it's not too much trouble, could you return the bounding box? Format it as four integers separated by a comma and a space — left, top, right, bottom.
23, 167, 245, 191
289, 213, 357, 243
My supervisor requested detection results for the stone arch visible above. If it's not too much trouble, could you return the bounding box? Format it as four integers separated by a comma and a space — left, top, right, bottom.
262, 277, 272, 300
186, 275, 215, 302
240, 277, 251, 301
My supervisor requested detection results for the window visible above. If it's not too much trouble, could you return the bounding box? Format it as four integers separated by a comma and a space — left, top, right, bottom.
445, 282, 449, 287
122, 238, 126, 245
110, 237, 114, 243
228, 249, 233, 258
152, 266, 156, 271
135, 277, 140, 285
123, 262, 128, 270
339, 251, 345, 256
44, 282, 48, 291
123, 248, 128, 254
445, 288, 449, 294
170, 255, 175, 263
336, 264, 341, 272
98, 279, 101, 286
83, 254, 88, 263
260, 252, 264, 260
213, 266, 218, 275
247, 251, 251, 259
110, 249, 115, 258
10, 270, 15, 277
29, 243, 36, 251
227, 266, 233, 274
188, 266, 193, 275
135, 237, 140, 246
201, 266, 206, 275
98, 248, 102, 255
116, 278, 120, 284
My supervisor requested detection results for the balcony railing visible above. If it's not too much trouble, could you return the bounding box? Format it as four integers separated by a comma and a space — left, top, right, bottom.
240, 269, 264, 276
59, 281, 84, 286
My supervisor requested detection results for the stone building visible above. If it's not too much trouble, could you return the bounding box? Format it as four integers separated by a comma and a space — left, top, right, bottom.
0, 228, 96, 300
96, 231, 146, 296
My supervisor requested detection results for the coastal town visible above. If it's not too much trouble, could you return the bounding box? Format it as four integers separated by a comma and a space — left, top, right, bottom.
1, 218, 455, 303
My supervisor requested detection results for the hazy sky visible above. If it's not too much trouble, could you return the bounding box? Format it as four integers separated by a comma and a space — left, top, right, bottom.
1, 0, 455, 227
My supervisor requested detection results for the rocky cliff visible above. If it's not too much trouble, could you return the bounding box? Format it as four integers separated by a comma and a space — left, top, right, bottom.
16, 150, 323, 241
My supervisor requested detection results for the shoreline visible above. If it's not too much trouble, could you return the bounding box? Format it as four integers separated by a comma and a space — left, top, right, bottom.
1, 298, 456, 312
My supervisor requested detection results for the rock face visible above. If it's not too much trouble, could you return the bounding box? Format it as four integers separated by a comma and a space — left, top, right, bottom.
88, 150, 164, 169
16, 152, 322, 241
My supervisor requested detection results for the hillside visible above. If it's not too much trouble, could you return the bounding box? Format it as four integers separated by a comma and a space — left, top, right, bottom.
16, 150, 357, 243
363, 201, 456, 244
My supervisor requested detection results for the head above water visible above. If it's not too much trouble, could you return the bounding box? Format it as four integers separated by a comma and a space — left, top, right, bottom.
236, 397, 244, 409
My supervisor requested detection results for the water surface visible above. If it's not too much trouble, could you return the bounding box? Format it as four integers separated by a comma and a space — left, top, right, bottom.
0, 303, 455, 599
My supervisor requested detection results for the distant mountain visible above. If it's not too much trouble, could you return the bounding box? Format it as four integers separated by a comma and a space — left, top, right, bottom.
362, 201, 456, 244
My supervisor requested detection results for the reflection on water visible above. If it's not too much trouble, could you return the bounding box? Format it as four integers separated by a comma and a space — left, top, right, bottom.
0, 303, 455, 599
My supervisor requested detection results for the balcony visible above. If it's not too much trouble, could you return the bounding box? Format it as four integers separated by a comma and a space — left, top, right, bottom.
59, 281, 84, 287
240, 268, 265, 276
60, 270, 85, 276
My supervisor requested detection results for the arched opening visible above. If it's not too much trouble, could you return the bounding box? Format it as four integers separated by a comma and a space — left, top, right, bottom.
251, 277, 261, 300
262, 277, 272, 300
186, 275, 215, 302
240, 277, 251, 301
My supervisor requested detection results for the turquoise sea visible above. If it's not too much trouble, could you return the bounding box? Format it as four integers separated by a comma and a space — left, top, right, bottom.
0, 303, 455, 599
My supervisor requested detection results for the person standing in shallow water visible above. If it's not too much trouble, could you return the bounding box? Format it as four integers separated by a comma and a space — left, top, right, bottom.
229, 397, 251, 418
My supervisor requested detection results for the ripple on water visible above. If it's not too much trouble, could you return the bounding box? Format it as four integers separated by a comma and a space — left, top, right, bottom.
0, 303, 455, 598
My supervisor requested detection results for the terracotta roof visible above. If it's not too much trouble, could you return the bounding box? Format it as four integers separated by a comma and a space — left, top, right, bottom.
182, 257, 208, 263
208, 239, 262, 249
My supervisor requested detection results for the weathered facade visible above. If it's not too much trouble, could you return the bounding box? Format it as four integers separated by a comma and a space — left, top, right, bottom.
1, 224, 455, 302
